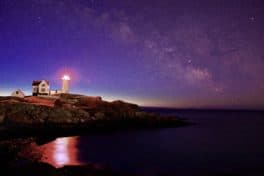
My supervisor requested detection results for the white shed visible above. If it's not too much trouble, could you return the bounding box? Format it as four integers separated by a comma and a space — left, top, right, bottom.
11, 89, 25, 98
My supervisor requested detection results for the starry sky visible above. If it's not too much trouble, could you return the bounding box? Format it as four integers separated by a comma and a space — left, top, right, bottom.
0, 0, 264, 109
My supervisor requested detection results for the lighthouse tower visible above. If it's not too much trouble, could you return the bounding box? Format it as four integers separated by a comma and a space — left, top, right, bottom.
62, 75, 70, 93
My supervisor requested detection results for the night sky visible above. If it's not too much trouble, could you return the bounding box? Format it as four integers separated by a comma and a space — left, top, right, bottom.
0, 0, 264, 109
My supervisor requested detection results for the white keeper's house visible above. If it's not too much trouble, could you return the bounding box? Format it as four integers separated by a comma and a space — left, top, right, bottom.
32, 80, 50, 96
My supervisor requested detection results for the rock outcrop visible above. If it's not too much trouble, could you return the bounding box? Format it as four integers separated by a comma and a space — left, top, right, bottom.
0, 94, 188, 135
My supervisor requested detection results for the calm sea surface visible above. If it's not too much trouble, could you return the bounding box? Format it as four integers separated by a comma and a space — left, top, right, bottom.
39, 108, 264, 176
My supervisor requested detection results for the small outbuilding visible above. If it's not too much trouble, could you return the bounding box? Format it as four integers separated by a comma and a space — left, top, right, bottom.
11, 89, 25, 98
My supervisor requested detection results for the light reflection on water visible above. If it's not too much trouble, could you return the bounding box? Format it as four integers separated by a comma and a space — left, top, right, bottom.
40, 136, 83, 168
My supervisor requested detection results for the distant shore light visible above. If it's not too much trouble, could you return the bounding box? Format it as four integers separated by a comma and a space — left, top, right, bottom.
62, 75, 71, 80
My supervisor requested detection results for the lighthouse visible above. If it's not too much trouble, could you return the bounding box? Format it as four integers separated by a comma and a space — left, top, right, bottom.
62, 75, 70, 93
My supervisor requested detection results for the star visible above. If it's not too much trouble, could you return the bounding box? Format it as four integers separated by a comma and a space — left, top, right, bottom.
33, 16, 41, 24
249, 16, 256, 22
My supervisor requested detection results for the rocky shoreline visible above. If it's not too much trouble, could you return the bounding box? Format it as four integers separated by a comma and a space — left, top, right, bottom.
0, 94, 190, 175
0, 94, 189, 137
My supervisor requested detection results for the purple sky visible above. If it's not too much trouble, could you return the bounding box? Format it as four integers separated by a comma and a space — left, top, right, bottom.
0, 0, 264, 109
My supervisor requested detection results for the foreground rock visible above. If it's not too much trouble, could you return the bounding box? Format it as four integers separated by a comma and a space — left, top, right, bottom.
0, 94, 189, 137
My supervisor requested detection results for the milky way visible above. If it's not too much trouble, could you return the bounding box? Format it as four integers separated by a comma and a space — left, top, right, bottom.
0, 0, 263, 109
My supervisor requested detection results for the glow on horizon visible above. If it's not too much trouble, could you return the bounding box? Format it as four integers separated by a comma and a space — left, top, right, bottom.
0, 87, 183, 108
1, 87, 260, 109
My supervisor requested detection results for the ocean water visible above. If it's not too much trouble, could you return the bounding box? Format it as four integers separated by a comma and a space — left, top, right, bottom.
39, 108, 264, 176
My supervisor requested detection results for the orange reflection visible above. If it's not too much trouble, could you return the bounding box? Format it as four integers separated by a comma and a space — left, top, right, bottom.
40, 136, 83, 168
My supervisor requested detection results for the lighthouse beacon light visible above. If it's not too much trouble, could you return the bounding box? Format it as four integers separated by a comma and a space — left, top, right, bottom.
62, 75, 71, 80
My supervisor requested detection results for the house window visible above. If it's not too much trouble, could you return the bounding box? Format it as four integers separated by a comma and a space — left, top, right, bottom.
16, 91, 19, 94
42, 84, 46, 87
41, 88, 46, 92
